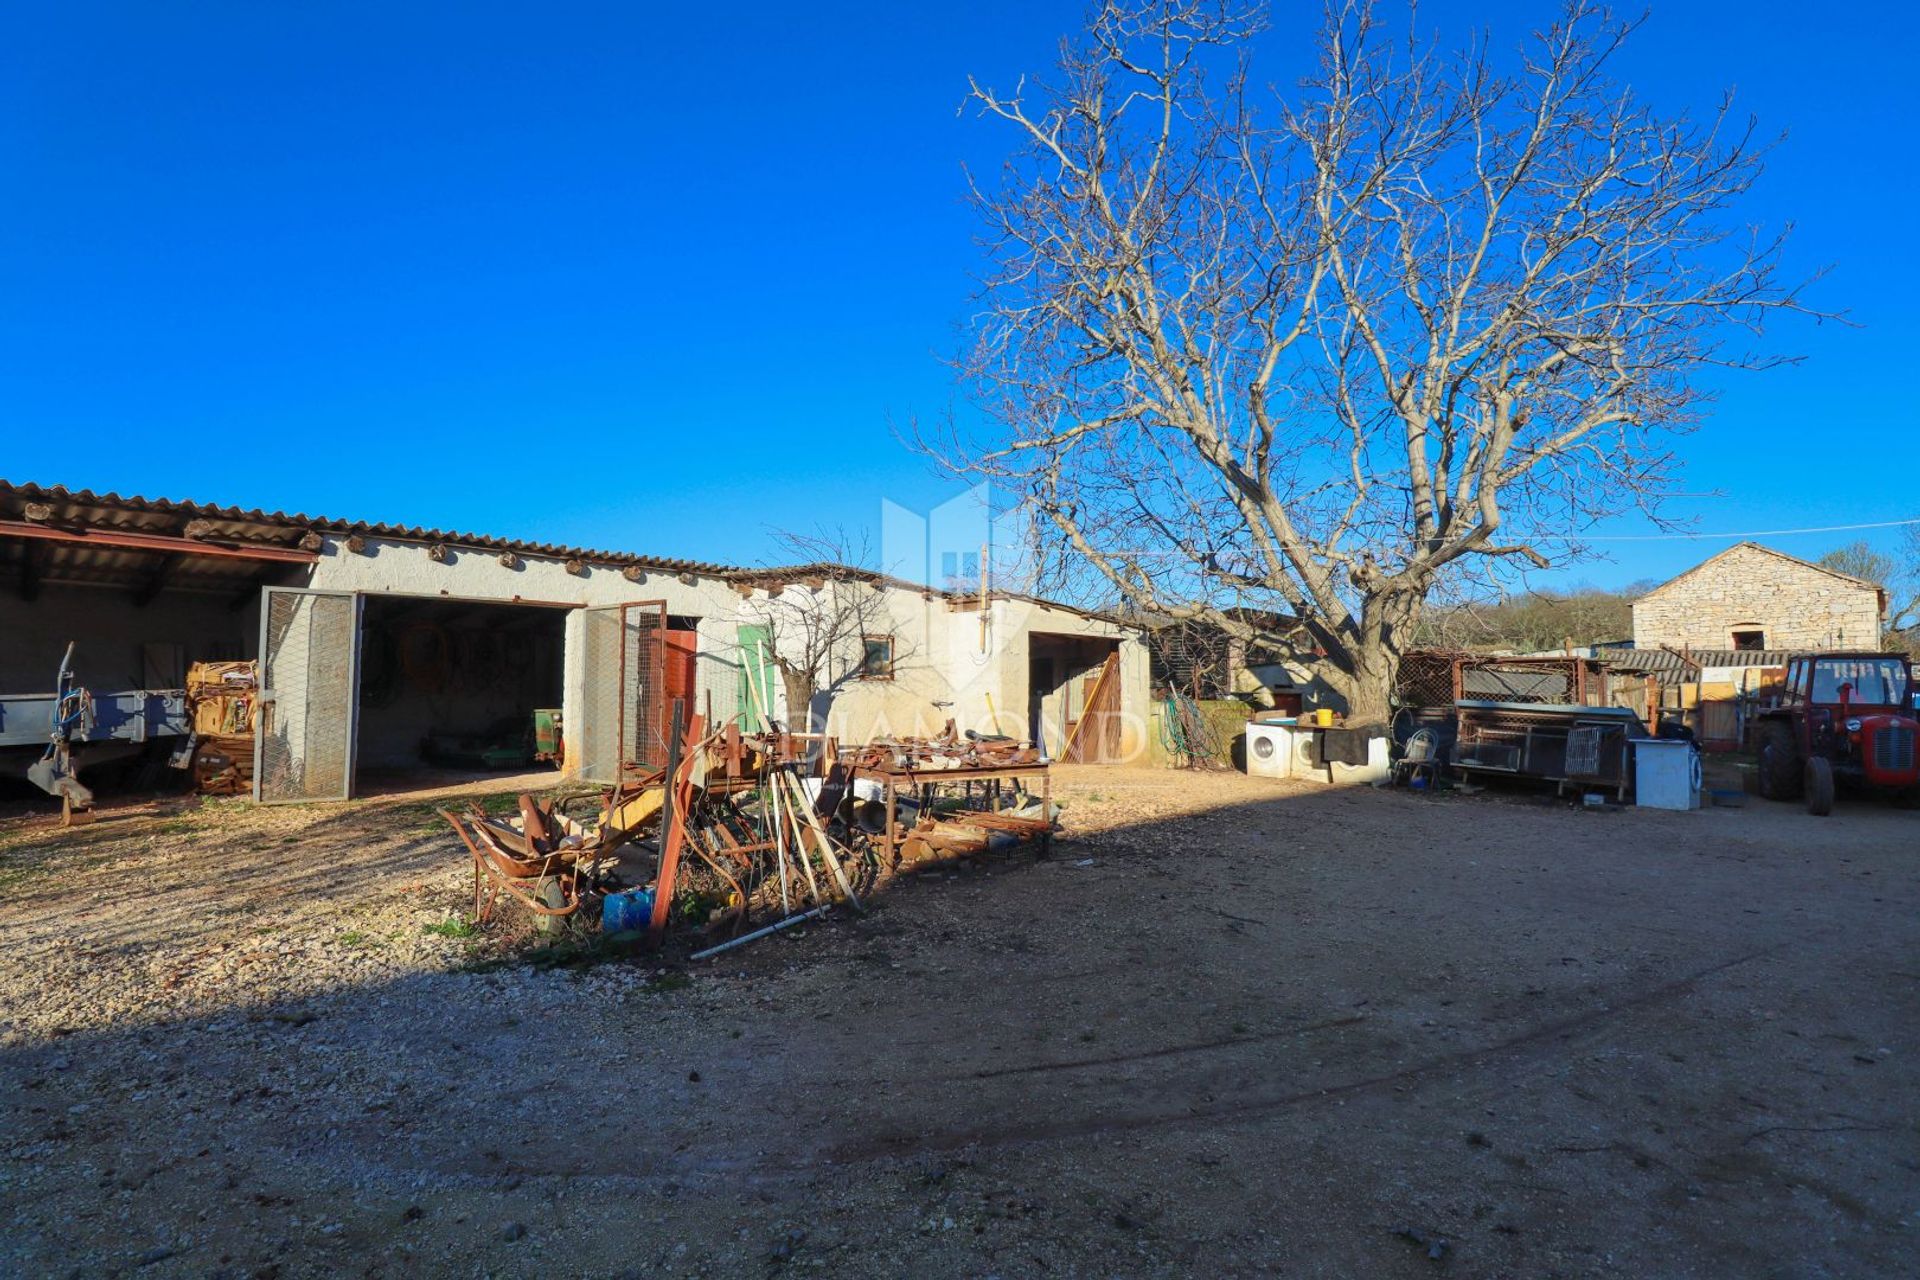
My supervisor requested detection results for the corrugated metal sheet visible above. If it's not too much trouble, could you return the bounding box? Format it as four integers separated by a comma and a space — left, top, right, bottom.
0, 480, 1145, 624
1604, 648, 1793, 675
0, 480, 738, 574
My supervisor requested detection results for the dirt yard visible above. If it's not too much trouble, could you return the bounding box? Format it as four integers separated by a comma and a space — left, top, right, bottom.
1, 766, 1916, 1278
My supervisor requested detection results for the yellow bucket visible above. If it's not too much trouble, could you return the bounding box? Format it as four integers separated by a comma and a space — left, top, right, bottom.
1310, 708, 1335, 727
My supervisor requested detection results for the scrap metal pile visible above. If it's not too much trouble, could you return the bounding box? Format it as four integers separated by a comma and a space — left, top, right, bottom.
841, 723, 1055, 865
441, 719, 1056, 955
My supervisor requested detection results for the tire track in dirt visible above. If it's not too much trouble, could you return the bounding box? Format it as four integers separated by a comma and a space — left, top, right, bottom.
398, 939, 1796, 1185
822, 940, 1788, 1163
953, 1013, 1369, 1081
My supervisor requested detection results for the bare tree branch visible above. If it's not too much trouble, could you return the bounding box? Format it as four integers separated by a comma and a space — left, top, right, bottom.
926, 0, 1831, 719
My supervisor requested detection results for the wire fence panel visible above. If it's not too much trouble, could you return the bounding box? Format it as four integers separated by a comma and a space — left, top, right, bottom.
696, 640, 744, 735
578, 605, 623, 784
580, 602, 669, 782
1398, 652, 1600, 709
621, 603, 667, 775
257, 590, 357, 803
1395, 651, 1460, 709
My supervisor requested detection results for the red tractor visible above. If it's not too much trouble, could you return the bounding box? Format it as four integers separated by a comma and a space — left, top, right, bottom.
1753, 651, 1920, 815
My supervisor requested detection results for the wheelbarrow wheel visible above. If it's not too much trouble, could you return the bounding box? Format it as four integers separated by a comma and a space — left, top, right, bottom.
532, 876, 571, 935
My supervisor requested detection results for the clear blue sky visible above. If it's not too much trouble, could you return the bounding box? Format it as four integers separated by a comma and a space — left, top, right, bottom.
2, 1, 1914, 588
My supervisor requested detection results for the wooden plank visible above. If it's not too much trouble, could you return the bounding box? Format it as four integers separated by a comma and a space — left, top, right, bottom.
1065, 651, 1121, 764
646, 705, 699, 947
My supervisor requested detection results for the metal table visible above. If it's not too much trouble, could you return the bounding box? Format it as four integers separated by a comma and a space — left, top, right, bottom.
850, 759, 1053, 864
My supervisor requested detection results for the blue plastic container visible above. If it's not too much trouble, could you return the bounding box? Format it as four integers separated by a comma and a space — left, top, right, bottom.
601, 888, 655, 934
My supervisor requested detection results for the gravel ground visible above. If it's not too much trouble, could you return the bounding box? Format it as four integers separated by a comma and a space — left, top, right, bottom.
1, 766, 1916, 1278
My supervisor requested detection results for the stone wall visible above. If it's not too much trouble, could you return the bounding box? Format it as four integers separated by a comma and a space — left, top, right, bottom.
1631, 544, 1882, 651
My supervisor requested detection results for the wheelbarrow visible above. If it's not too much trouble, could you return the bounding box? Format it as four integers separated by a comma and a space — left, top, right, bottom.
438, 796, 608, 931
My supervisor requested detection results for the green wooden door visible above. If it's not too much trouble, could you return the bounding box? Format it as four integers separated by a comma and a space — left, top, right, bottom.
736, 624, 775, 730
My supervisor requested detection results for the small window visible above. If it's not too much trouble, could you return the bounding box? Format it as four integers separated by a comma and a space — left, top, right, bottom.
859, 635, 894, 680
1731, 629, 1765, 652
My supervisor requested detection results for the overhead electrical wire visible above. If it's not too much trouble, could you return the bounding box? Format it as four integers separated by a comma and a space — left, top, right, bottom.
1527, 517, 1920, 543
1110, 516, 1920, 559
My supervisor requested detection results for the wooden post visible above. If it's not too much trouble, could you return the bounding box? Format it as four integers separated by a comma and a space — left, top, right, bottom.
785, 770, 863, 912
646, 701, 689, 947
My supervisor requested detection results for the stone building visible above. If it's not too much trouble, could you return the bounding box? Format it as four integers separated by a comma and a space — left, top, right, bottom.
1630, 542, 1884, 653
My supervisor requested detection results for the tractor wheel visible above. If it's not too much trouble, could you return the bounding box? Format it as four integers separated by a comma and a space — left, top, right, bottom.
1758, 723, 1801, 801
1803, 757, 1835, 817
1895, 784, 1920, 811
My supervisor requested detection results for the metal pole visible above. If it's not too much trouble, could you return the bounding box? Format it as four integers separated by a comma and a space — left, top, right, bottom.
689, 905, 831, 961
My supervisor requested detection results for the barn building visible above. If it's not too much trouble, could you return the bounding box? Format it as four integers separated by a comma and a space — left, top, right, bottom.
1630, 542, 1885, 654
0, 481, 1149, 803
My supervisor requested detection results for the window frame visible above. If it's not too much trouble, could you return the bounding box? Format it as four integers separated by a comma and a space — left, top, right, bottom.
858, 634, 895, 681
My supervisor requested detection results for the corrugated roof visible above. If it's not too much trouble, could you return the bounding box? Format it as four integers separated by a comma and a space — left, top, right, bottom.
1603, 647, 1794, 675
0, 480, 1139, 624
0, 480, 738, 574
731, 561, 1128, 625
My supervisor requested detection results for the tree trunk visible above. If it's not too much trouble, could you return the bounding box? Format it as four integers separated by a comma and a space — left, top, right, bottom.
1329, 651, 1397, 726
778, 665, 818, 736
1328, 591, 1422, 726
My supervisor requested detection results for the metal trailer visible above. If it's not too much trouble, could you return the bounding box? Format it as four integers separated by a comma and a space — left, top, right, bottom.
1452, 699, 1646, 800
0, 690, 191, 751
1, 643, 192, 822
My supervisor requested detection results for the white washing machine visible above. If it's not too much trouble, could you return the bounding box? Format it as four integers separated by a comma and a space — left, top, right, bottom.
1244, 722, 1296, 779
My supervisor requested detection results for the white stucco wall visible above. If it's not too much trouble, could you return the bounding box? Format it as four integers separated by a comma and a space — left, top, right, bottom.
165, 535, 1155, 778
299, 535, 746, 776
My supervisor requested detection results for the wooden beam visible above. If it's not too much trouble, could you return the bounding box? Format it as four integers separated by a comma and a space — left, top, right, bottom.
132, 553, 184, 608
0, 520, 317, 564
227, 566, 288, 613
17, 538, 46, 602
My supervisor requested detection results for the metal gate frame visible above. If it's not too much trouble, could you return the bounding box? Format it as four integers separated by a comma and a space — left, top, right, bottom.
579, 600, 668, 784
254, 587, 362, 804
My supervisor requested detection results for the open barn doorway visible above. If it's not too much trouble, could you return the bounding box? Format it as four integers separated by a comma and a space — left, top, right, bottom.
1027, 633, 1123, 763
350, 595, 567, 794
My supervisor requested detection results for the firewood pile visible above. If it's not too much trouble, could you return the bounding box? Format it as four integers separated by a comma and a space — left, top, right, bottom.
185, 661, 257, 795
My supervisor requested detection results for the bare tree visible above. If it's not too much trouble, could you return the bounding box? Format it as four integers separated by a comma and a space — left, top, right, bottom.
738, 529, 898, 737
1824, 537, 1920, 646
935, 0, 1825, 721
1818, 540, 1897, 590
1417, 585, 1634, 653
1901, 526, 1920, 654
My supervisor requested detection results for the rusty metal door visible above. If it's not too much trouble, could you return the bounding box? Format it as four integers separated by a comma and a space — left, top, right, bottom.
578, 600, 667, 784
254, 588, 361, 804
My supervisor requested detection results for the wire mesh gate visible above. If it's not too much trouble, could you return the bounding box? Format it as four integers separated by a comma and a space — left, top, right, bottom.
579, 600, 668, 783
1396, 652, 1609, 709
255, 588, 360, 803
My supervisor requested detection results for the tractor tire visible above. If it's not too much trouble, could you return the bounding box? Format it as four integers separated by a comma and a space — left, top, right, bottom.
1804, 757, 1835, 817
1758, 723, 1801, 801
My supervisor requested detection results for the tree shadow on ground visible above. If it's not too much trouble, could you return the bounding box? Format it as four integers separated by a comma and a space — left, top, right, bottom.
2, 776, 1916, 1278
